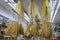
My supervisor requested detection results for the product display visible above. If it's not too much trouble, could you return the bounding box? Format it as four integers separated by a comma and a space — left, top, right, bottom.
16, 0, 24, 20
5, 21, 24, 37
41, 0, 50, 21
41, 21, 53, 38
0, 0, 59, 40
28, 0, 37, 22
40, 0, 52, 39
24, 23, 37, 39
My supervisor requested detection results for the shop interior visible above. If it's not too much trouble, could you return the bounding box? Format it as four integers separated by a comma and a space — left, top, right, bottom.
0, 0, 60, 40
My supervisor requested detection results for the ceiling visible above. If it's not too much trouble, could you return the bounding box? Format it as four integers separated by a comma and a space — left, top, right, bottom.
51, 0, 60, 25
54, 6, 60, 24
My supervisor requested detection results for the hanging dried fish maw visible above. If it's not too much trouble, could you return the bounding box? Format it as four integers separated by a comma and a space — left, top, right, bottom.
5, 22, 17, 37
28, 0, 37, 19
47, 4, 51, 21
41, 0, 51, 21
5, 24, 12, 35
16, 0, 24, 19
19, 24, 24, 35
41, 21, 53, 37
24, 23, 37, 38
5, 21, 24, 37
